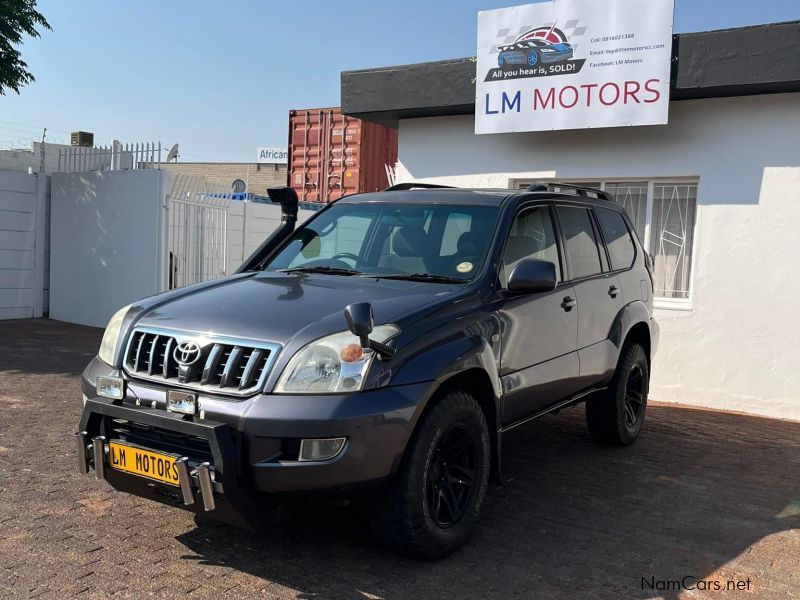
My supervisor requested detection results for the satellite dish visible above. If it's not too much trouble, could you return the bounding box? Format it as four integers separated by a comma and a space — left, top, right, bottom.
165, 143, 179, 162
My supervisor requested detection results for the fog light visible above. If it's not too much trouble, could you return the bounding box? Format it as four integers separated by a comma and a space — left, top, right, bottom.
299, 437, 346, 462
97, 376, 124, 400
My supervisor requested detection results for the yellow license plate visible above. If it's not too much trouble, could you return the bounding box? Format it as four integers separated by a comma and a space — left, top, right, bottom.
108, 441, 180, 487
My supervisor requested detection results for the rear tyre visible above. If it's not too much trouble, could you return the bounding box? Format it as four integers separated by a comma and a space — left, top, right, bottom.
369, 390, 490, 560
586, 343, 649, 446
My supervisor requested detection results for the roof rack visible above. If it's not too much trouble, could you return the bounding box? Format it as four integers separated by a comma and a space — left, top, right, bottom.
384, 182, 455, 191
526, 182, 614, 202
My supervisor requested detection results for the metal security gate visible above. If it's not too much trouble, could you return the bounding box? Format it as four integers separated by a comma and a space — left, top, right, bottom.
168, 197, 228, 289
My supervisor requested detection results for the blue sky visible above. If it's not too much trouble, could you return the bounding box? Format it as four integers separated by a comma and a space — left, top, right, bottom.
1, 0, 797, 162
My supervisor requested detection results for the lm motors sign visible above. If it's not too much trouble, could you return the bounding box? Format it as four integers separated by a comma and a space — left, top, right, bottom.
476, 0, 674, 133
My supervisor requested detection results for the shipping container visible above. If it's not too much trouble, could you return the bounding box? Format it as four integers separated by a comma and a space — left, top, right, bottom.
288, 107, 398, 203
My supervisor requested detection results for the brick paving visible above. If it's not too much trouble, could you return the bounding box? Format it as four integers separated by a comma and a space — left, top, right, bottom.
0, 318, 798, 599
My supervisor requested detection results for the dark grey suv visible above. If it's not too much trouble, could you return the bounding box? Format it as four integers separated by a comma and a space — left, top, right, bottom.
77, 183, 658, 559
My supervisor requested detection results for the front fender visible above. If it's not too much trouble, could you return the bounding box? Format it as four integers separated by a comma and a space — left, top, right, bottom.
391, 334, 504, 482
392, 335, 501, 401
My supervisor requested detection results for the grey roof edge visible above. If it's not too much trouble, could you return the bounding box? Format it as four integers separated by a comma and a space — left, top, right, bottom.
342, 20, 800, 127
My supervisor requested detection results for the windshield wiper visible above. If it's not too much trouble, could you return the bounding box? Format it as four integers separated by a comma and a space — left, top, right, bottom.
363, 273, 466, 284
279, 266, 361, 276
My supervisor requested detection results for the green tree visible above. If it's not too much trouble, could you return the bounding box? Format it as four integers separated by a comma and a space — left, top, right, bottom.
0, 0, 50, 95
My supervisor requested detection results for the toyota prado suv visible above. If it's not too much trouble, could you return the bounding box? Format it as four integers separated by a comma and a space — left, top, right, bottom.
77, 182, 658, 559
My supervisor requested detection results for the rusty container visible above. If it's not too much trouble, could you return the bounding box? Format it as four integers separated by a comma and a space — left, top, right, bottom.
288, 107, 398, 203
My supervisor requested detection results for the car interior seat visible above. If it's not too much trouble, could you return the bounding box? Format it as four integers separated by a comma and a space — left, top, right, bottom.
377, 226, 430, 274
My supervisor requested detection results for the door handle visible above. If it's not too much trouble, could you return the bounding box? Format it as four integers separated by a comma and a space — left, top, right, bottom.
608, 285, 619, 298
561, 296, 577, 311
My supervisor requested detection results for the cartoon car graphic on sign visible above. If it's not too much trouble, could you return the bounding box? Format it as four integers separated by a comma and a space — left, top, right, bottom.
497, 24, 573, 68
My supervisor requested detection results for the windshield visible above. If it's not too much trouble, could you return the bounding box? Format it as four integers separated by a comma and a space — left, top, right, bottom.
264, 202, 500, 281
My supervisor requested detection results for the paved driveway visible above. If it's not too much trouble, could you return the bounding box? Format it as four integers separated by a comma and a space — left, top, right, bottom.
0, 319, 798, 599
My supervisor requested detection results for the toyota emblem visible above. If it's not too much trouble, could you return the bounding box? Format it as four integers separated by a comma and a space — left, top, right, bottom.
173, 340, 202, 366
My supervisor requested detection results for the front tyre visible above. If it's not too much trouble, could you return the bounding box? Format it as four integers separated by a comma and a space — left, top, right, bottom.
586, 343, 649, 446
369, 390, 490, 560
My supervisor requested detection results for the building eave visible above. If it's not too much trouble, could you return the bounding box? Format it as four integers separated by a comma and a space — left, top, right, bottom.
341, 20, 800, 127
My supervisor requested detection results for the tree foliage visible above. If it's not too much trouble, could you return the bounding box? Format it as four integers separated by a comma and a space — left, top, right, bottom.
0, 0, 50, 95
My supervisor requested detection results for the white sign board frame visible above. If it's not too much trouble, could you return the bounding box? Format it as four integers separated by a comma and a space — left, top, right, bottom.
476, 0, 674, 134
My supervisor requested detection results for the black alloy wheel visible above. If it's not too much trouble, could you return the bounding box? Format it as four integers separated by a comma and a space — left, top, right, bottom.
426, 423, 478, 528
623, 364, 645, 429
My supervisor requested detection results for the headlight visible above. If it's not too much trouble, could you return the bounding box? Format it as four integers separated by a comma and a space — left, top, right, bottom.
275, 325, 399, 394
98, 304, 132, 366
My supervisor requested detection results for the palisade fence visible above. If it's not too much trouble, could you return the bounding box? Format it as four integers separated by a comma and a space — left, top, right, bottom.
166, 174, 231, 289
57, 141, 162, 173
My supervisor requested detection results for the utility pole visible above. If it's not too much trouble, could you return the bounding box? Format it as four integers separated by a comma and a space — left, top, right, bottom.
39, 127, 47, 173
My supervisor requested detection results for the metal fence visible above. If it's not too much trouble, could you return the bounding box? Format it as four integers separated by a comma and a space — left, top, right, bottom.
168, 197, 228, 289
166, 174, 230, 289
57, 141, 161, 173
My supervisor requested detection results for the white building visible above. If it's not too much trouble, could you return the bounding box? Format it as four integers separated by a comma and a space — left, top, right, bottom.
341, 21, 800, 420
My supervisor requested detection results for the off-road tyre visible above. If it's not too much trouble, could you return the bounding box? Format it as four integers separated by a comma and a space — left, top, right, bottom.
369, 390, 490, 560
586, 343, 649, 446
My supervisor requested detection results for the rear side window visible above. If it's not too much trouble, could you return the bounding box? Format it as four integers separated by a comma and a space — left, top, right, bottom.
555, 206, 603, 279
595, 207, 636, 270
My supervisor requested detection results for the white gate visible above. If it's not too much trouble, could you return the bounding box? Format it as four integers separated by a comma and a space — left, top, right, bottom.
168, 196, 228, 289
49, 169, 169, 327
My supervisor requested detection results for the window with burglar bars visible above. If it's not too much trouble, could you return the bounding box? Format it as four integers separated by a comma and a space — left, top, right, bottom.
515, 179, 698, 303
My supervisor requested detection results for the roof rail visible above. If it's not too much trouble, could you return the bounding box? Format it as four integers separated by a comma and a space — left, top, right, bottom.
526, 182, 614, 202
385, 182, 455, 191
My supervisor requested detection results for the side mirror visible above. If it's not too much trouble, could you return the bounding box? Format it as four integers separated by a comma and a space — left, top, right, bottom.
344, 302, 374, 348
507, 259, 557, 294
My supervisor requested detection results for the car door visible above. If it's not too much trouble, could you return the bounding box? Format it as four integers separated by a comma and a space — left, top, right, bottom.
554, 204, 624, 389
498, 204, 580, 425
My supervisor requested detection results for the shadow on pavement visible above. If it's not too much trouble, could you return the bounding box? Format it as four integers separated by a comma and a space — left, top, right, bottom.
176, 404, 800, 599
0, 318, 101, 377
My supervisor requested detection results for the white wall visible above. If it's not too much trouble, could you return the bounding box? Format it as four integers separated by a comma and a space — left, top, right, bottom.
394, 93, 800, 420
49, 170, 169, 327
0, 142, 81, 175
0, 170, 46, 319
225, 202, 316, 275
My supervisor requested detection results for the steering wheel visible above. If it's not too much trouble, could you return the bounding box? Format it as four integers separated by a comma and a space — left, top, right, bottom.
331, 252, 361, 267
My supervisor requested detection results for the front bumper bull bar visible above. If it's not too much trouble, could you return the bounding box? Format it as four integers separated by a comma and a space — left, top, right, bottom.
76, 398, 261, 528
75, 431, 216, 511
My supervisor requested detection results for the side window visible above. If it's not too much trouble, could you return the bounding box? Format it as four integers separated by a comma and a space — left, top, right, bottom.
595, 207, 636, 270
555, 206, 603, 280
501, 206, 561, 286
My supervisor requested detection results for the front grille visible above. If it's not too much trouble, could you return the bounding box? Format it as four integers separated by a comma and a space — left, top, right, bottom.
123, 328, 280, 396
